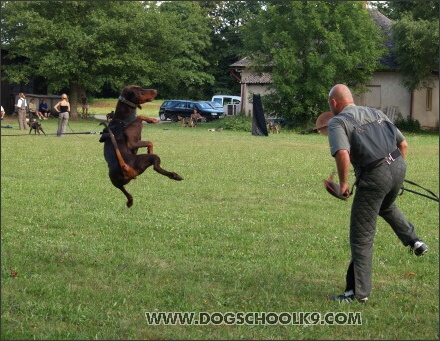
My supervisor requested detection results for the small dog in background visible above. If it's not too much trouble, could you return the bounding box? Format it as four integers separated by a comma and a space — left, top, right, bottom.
267, 121, 280, 134
106, 111, 115, 122
190, 112, 203, 127
178, 115, 195, 127
27, 119, 46, 135
178, 112, 204, 127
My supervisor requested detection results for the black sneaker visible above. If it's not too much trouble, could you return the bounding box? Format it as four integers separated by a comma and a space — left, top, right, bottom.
330, 292, 367, 304
410, 240, 428, 256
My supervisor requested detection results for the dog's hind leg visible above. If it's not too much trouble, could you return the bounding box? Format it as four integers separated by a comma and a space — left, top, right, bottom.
152, 156, 184, 181
134, 154, 184, 181
112, 181, 134, 208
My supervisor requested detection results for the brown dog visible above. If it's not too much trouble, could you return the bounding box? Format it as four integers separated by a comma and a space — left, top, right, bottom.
178, 115, 194, 127
100, 85, 183, 207
267, 121, 280, 134
190, 112, 203, 127
178, 112, 204, 127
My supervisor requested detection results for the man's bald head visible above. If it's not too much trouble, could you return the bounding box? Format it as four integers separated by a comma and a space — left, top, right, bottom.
328, 84, 354, 115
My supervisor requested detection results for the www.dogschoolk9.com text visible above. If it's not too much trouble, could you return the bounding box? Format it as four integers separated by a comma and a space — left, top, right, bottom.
145, 311, 362, 326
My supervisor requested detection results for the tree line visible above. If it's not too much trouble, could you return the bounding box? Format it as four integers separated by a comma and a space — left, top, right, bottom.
1, 1, 438, 123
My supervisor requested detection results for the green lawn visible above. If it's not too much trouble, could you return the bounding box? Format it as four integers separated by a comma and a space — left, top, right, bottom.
1, 111, 438, 340
79, 98, 163, 118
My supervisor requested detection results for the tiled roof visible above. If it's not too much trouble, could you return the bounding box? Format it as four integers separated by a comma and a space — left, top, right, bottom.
241, 72, 272, 84
367, 6, 399, 69
230, 57, 252, 68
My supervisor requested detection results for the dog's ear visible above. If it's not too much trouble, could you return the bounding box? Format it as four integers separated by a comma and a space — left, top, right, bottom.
124, 89, 134, 100
124, 88, 142, 109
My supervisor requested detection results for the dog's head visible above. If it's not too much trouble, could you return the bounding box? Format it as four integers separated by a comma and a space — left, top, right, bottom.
120, 85, 158, 109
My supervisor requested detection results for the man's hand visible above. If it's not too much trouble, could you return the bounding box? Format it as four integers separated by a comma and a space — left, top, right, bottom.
323, 171, 351, 200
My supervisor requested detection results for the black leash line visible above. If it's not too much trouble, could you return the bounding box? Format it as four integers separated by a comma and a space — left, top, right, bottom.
400, 179, 439, 203
1, 132, 100, 136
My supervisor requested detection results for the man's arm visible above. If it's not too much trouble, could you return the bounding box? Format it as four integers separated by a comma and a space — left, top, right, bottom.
397, 140, 407, 159
334, 149, 351, 197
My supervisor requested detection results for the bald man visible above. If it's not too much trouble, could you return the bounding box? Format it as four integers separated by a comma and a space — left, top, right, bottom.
327, 84, 428, 303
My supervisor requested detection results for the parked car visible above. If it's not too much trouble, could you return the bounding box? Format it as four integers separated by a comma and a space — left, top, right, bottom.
211, 95, 241, 106
211, 95, 241, 115
200, 101, 224, 110
159, 100, 183, 121
160, 100, 224, 122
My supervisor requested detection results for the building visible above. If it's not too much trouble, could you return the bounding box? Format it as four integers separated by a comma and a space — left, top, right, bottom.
230, 7, 439, 130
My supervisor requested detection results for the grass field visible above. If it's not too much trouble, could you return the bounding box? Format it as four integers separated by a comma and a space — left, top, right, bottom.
1, 102, 439, 340
79, 98, 163, 118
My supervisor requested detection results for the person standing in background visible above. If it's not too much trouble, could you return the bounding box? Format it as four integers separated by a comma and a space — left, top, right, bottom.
15, 93, 27, 130
54, 94, 70, 137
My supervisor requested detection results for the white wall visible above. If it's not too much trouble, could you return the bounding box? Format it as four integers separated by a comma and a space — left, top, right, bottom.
412, 77, 439, 130
353, 71, 411, 117
241, 82, 273, 116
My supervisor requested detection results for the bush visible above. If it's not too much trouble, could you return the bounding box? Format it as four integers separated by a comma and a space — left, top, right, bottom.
218, 114, 252, 132
395, 116, 421, 132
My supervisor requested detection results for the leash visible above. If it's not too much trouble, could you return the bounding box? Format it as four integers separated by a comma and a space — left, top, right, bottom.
400, 179, 439, 202
1, 131, 100, 136
325, 170, 438, 203
67, 121, 82, 138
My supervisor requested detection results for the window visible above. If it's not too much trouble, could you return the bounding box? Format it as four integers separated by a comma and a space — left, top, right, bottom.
426, 88, 432, 111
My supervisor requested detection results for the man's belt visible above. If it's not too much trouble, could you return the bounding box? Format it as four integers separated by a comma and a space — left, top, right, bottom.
361, 148, 401, 172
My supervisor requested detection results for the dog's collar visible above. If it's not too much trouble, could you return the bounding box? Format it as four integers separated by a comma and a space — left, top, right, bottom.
118, 95, 137, 108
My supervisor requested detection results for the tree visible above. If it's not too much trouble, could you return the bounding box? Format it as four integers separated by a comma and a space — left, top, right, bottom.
371, 1, 439, 21
370, 1, 439, 92
240, 1, 386, 127
154, 1, 214, 99
1, 1, 213, 117
391, 14, 439, 92
198, 1, 264, 97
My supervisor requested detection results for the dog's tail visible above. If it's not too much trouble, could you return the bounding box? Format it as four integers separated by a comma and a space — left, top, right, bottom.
99, 122, 137, 180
